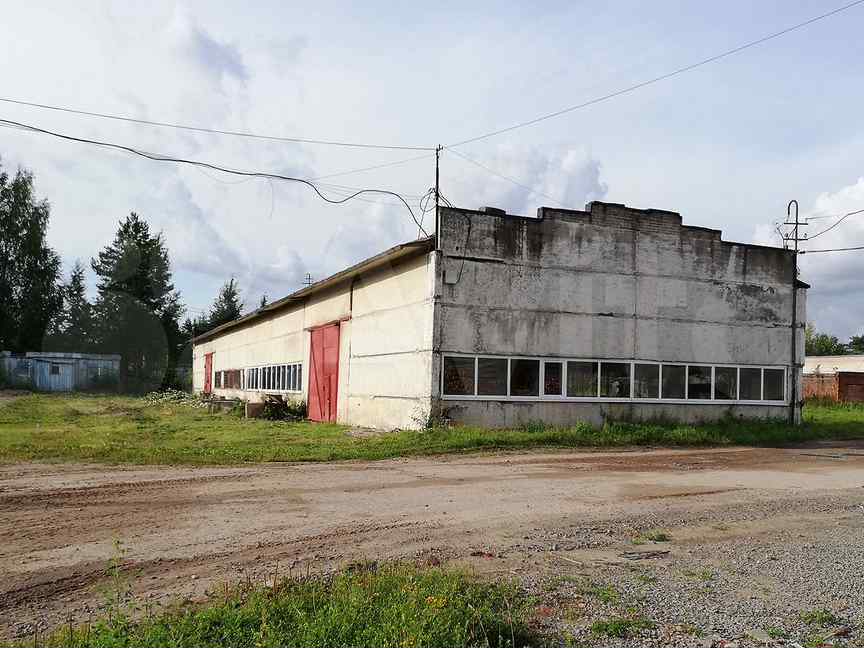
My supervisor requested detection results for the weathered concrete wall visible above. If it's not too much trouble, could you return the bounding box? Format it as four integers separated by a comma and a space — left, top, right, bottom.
193, 252, 435, 429
435, 202, 805, 426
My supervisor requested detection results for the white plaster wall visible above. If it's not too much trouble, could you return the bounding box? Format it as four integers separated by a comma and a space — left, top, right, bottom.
193, 251, 434, 429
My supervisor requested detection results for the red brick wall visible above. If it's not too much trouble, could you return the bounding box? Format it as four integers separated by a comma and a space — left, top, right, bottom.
839, 372, 864, 402
803, 373, 839, 400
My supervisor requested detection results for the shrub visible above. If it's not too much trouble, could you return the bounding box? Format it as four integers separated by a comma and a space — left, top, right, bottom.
262, 395, 307, 421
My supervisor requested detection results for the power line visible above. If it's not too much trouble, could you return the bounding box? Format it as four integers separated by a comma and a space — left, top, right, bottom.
446, 148, 570, 207
800, 245, 864, 254
0, 96, 435, 151
310, 152, 434, 181
806, 208, 864, 239
0, 117, 428, 236
447, 0, 864, 148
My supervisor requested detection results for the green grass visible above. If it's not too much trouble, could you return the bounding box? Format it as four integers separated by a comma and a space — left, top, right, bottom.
799, 608, 840, 626
33, 563, 531, 648
1, 395, 863, 466
632, 530, 672, 545
590, 615, 655, 639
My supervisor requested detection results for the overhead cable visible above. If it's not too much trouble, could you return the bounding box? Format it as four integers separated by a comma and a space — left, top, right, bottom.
0, 96, 434, 151
447, 0, 864, 148
0, 118, 428, 236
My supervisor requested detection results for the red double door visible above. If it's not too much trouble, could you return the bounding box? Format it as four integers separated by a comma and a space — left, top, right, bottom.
308, 323, 340, 423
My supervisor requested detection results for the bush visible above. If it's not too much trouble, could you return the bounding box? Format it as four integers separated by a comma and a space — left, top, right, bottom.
262, 395, 307, 421
142, 389, 207, 408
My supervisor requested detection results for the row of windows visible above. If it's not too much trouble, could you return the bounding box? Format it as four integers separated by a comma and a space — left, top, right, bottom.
442, 355, 786, 402
247, 363, 303, 392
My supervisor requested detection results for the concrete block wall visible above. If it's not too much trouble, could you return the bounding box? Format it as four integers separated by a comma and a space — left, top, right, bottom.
434, 202, 805, 426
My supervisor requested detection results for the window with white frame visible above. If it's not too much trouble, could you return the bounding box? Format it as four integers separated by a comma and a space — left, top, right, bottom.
245, 362, 303, 392
441, 355, 786, 403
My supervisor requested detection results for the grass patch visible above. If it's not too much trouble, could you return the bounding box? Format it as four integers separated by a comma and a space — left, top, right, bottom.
590, 615, 655, 639
632, 530, 671, 545
33, 563, 532, 648
1, 395, 863, 466
799, 608, 840, 626
681, 568, 714, 582
577, 582, 620, 605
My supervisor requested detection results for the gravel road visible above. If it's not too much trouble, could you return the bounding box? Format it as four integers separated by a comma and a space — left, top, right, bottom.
1, 443, 863, 646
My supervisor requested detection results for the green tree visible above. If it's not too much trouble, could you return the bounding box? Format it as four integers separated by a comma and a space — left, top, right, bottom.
45, 260, 95, 351
207, 277, 243, 331
805, 323, 847, 356
848, 334, 864, 354
0, 161, 62, 351
91, 213, 184, 391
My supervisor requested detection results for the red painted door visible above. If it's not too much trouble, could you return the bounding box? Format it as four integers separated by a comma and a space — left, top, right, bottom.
203, 353, 213, 394
308, 324, 340, 422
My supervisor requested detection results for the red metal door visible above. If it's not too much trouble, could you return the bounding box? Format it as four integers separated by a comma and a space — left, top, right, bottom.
308, 324, 340, 422
203, 353, 213, 394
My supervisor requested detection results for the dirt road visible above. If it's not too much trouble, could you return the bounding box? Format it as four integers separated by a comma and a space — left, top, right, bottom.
2, 444, 864, 644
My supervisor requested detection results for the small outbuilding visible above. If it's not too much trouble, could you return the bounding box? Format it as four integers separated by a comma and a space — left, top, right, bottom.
0, 351, 121, 392
803, 354, 864, 402
193, 201, 807, 429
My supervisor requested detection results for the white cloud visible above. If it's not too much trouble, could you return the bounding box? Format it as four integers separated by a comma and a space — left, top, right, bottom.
443, 144, 608, 216
753, 178, 864, 339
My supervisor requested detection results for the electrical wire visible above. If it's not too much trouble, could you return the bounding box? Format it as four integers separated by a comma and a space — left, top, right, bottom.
806, 208, 864, 239
309, 152, 434, 181
0, 117, 428, 236
446, 148, 570, 207
447, 0, 864, 148
0, 96, 435, 151
800, 245, 864, 254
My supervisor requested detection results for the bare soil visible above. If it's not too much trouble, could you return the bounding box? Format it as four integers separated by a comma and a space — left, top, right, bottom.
2, 443, 864, 644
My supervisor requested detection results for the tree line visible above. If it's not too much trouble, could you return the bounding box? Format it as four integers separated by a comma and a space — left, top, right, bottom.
805, 324, 864, 357
0, 158, 250, 392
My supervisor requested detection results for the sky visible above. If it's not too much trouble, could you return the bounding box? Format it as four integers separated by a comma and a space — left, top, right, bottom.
1, 0, 862, 336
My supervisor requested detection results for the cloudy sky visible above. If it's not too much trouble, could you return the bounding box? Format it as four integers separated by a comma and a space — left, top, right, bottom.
1, 1, 862, 336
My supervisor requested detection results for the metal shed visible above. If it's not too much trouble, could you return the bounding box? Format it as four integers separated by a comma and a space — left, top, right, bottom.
0, 351, 121, 392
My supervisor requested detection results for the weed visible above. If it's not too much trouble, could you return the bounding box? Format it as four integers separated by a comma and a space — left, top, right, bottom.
590, 615, 655, 638
799, 608, 840, 626
682, 568, 714, 582
33, 563, 533, 648
635, 572, 657, 585
765, 626, 788, 639
632, 530, 671, 544
579, 582, 620, 605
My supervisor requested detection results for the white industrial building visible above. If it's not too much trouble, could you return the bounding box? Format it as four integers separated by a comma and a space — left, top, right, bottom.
193, 201, 806, 429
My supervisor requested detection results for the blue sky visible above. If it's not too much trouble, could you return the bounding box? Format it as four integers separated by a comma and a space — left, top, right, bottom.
1, 1, 863, 336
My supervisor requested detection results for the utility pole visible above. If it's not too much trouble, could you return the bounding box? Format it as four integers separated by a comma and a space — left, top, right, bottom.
434, 145, 442, 250
784, 200, 806, 425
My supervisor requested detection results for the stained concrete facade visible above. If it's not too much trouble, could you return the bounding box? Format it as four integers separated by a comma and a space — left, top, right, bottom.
193, 201, 806, 430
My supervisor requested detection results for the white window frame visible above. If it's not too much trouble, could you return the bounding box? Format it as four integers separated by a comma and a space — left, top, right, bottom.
243, 362, 304, 393
440, 354, 787, 405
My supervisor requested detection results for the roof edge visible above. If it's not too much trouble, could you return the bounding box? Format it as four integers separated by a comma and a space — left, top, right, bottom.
193, 235, 434, 344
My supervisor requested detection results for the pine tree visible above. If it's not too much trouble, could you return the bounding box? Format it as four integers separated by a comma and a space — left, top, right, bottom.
259, 294, 268, 309
45, 260, 95, 351
0, 161, 63, 351
207, 278, 243, 331
91, 213, 184, 391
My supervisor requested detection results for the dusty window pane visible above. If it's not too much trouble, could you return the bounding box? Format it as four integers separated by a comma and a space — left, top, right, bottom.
634, 364, 659, 398
443, 357, 475, 396
567, 362, 598, 397
715, 367, 737, 400
740, 368, 761, 400
544, 362, 563, 396
661, 365, 685, 399
510, 359, 540, 396
477, 358, 507, 396
687, 366, 712, 399
600, 362, 631, 398
763, 368, 784, 400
